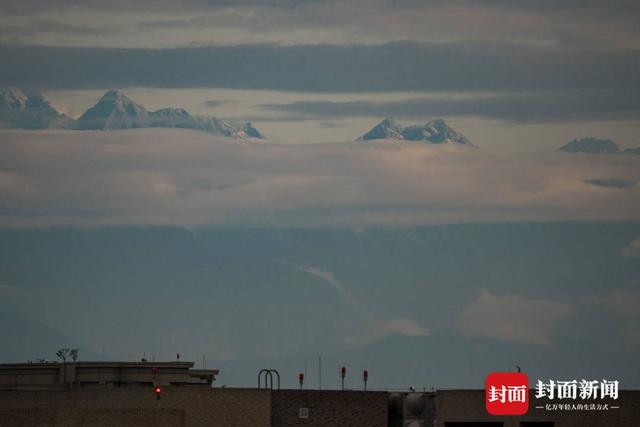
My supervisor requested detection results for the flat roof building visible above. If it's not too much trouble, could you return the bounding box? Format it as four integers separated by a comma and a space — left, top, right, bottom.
0, 361, 218, 390
1, 363, 638, 426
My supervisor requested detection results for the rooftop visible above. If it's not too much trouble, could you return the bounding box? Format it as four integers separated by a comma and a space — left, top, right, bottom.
0, 361, 218, 391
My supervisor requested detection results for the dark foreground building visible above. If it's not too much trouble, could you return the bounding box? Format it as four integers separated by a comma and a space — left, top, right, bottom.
0, 362, 638, 426
389, 389, 640, 427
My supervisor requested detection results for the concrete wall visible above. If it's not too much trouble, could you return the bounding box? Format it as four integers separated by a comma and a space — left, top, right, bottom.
2, 386, 636, 426
271, 390, 388, 427
0, 387, 271, 427
436, 389, 640, 427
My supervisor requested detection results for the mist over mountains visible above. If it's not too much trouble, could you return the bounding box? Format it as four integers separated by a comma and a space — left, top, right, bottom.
0, 87, 476, 144
5, 86, 640, 153
1, 127, 639, 228
1, 0, 639, 402
0, 87, 264, 139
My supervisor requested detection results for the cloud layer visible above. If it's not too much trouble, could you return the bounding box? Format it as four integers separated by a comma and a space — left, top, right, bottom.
622, 238, 640, 258
260, 90, 640, 123
1, 43, 638, 94
2, 0, 640, 48
456, 290, 573, 345
0, 128, 639, 228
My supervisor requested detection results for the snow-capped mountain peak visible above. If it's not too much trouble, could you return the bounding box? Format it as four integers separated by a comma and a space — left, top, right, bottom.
0, 86, 29, 111
558, 137, 640, 155
1, 87, 265, 138
75, 89, 264, 138
358, 118, 472, 145
79, 89, 148, 128
357, 118, 404, 140
419, 118, 471, 145
558, 137, 620, 154
0, 87, 72, 129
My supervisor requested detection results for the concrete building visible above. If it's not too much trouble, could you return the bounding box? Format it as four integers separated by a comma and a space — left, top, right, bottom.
0, 362, 388, 427
0, 363, 638, 426
390, 389, 640, 427
0, 361, 218, 390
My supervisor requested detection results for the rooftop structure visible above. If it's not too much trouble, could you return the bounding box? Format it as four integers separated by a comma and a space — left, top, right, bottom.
0, 361, 218, 390
1, 363, 638, 426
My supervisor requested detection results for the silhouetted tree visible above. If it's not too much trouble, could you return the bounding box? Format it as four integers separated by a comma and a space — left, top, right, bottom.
56, 348, 70, 362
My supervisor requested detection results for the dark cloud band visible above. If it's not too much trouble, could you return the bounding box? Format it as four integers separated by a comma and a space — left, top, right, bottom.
1, 42, 639, 93
259, 90, 640, 123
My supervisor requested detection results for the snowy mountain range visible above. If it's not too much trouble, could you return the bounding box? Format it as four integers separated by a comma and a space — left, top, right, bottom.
0, 86, 74, 129
5, 87, 638, 151
357, 118, 473, 145
559, 137, 640, 155
0, 87, 264, 139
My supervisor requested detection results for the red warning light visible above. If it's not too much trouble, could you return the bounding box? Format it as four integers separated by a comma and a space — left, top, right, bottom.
341, 366, 346, 378
155, 386, 162, 400
363, 370, 368, 380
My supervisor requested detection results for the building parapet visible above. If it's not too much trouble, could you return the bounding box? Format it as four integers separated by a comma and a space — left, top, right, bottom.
0, 361, 218, 390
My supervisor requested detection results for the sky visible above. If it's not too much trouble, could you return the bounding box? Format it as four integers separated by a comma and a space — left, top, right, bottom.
1, 0, 640, 389
2, 0, 640, 49
1, 0, 640, 144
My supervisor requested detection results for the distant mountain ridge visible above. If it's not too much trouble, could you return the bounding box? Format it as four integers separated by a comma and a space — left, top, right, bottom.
0, 86, 74, 129
0, 87, 264, 139
358, 118, 473, 145
584, 178, 636, 189
559, 137, 640, 155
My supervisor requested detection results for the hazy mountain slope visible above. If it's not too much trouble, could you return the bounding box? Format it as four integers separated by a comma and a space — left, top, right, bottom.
1, 223, 638, 387
77, 89, 149, 129
0, 87, 265, 138
0, 302, 87, 363
558, 137, 640, 155
75, 90, 264, 138
358, 118, 472, 145
0, 87, 73, 129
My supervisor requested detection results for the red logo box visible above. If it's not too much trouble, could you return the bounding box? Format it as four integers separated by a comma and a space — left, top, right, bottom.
486, 372, 529, 415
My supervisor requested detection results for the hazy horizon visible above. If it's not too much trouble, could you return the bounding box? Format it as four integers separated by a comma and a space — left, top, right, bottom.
1, 0, 639, 390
